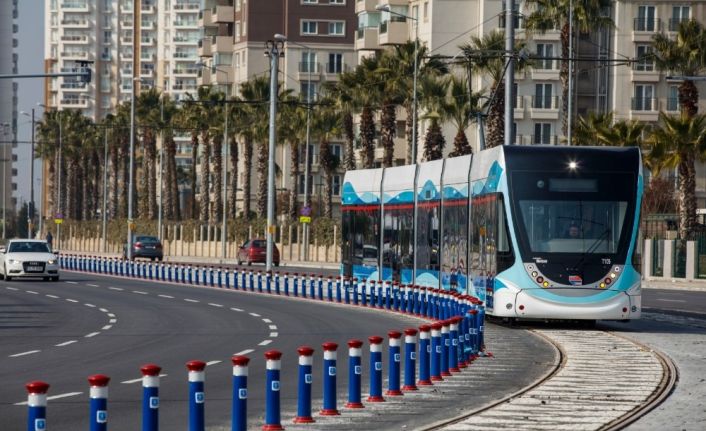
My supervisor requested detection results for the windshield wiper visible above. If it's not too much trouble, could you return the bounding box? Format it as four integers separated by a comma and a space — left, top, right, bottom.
570, 228, 611, 271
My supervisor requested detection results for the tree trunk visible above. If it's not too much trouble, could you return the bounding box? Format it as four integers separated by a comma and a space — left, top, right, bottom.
120, 140, 129, 218
289, 140, 300, 220
138, 132, 149, 218
360, 105, 376, 168
404, 102, 415, 164
163, 133, 175, 220
256, 141, 268, 216
146, 131, 157, 220
381, 102, 396, 167
242, 136, 253, 218
320, 139, 334, 218
678, 152, 697, 239
679, 80, 699, 117
212, 135, 223, 223
110, 141, 120, 218
199, 132, 211, 222
560, 22, 570, 138
228, 136, 239, 219
423, 120, 445, 161
449, 129, 471, 157
189, 132, 199, 220
343, 112, 356, 171
486, 81, 505, 148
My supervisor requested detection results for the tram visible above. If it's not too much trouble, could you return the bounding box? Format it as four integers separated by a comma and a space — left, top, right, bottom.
341, 146, 642, 320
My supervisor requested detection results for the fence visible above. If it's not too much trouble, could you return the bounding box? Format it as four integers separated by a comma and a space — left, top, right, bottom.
20, 255, 487, 431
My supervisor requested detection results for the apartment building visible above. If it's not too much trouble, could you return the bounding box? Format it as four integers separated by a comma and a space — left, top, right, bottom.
1, 0, 19, 230
197, 0, 357, 217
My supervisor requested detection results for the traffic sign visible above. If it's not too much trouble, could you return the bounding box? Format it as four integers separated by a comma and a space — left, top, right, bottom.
300, 206, 312, 217
54, 219, 63, 225
299, 216, 311, 224
54, 213, 63, 220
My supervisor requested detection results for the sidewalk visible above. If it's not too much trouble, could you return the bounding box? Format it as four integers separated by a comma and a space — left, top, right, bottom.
643, 277, 706, 292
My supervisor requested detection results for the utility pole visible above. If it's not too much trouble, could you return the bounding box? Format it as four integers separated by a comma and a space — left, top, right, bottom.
504, 0, 515, 146
101, 126, 108, 253
265, 38, 284, 272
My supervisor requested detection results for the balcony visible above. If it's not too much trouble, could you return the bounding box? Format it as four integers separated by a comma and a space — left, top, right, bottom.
634, 18, 661, 32
175, 3, 200, 12
325, 63, 350, 77
61, 51, 89, 59
355, 0, 377, 13
298, 62, 321, 81
530, 135, 559, 145
379, 19, 409, 45
141, 36, 156, 46
198, 9, 213, 27
140, 52, 156, 61
173, 51, 195, 59
60, 98, 89, 107
198, 38, 212, 57
174, 19, 198, 28
141, 4, 156, 14
60, 2, 89, 12
669, 18, 689, 32
60, 81, 87, 91
211, 35, 233, 53
141, 20, 155, 30
212, 5, 234, 23
120, 68, 133, 77
355, 27, 380, 51
530, 59, 559, 80
173, 68, 199, 76
60, 19, 89, 28
172, 83, 198, 91
173, 35, 198, 44
120, 2, 133, 14
530, 95, 559, 119
60, 34, 89, 44
121, 20, 133, 29
498, 15, 525, 30
513, 95, 525, 119
140, 68, 154, 78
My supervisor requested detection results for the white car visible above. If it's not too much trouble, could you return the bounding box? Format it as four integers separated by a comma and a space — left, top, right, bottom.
0, 240, 60, 281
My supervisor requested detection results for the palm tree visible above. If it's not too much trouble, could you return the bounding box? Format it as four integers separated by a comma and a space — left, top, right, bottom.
178, 93, 203, 219
525, 0, 613, 137
239, 76, 270, 219
652, 19, 706, 117
645, 113, 706, 238
158, 96, 181, 221
136, 88, 164, 219
323, 75, 356, 171
573, 111, 647, 147
36, 110, 62, 219
276, 97, 307, 219
312, 104, 342, 218
349, 56, 381, 168
443, 75, 480, 156
375, 51, 404, 167
573, 111, 613, 146
419, 75, 449, 161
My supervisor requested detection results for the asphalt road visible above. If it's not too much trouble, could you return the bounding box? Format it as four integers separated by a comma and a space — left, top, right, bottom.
642, 287, 706, 316
0, 271, 557, 431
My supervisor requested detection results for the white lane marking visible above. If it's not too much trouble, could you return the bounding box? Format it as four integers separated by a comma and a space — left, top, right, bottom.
269, 325, 278, 330
133, 290, 148, 295
55, 340, 77, 347
206, 360, 222, 366
262, 318, 272, 323
102, 325, 112, 330
87, 284, 99, 287
9, 350, 40, 358
656, 298, 687, 303
6, 286, 19, 291
109, 318, 117, 324
122, 374, 168, 384
249, 312, 261, 317
234, 349, 254, 356
158, 294, 174, 299
66, 299, 79, 303
208, 303, 223, 308
108, 287, 123, 291
26, 290, 39, 295
184, 298, 199, 303
65, 281, 78, 284
84, 303, 96, 308
258, 340, 272, 346
46, 294, 59, 299
99, 308, 109, 312
84, 332, 100, 338
269, 332, 278, 338
15, 392, 83, 405
107, 313, 116, 318
231, 307, 243, 312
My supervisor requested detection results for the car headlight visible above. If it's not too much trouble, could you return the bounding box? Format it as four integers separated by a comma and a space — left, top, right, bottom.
47, 259, 57, 265
8, 259, 18, 265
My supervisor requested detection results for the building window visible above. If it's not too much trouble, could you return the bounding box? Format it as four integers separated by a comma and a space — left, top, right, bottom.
333, 175, 342, 196
634, 45, 654, 71
327, 53, 343, 73
331, 144, 341, 162
330, 0, 345, 4
300, 51, 318, 73
302, 0, 318, 3
667, 85, 679, 112
301, 82, 318, 101
533, 123, 551, 144
328, 21, 345, 36
533, 83, 553, 109
423, 2, 428, 21
299, 174, 313, 194
635, 5, 656, 31
633, 84, 654, 111
535, 43, 554, 70
302, 21, 318, 35
670, 6, 690, 31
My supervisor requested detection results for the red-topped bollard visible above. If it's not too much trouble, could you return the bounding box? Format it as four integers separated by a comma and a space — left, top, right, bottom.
367, 336, 385, 402
386, 331, 403, 396
26, 381, 50, 431
263, 350, 284, 431
232, 355, 250, 431
88, 374, 110, 431
141, 364, 162, 431
320, 342, 340, 415
294, 346, 315, 424
345, 339, 364, 408
402, 328, 418, 391
186, 361, 206, 431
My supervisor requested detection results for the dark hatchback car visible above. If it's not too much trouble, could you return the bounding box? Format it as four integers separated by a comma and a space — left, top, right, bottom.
237, 239, 280, 266
123, 236, 164, 261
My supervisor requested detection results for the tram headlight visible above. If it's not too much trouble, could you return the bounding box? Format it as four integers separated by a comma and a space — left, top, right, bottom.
610, 272, 616, 279
542, 281, 549, 287
599, 282, 606, 288
531, 271, 538, 277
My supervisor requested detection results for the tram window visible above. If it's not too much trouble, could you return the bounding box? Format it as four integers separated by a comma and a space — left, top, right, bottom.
498, 197, 510, 253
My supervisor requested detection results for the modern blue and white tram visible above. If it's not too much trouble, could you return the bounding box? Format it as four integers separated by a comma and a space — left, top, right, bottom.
341, 145, 643, 321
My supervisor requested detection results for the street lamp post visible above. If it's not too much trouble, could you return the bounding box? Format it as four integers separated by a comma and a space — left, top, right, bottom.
376, 5, 419, 163
265, 38, 284, 272
101, 125, 109, 252
21, 109, 36, 238
273, 33, 313, 260
127, 75, 138, 260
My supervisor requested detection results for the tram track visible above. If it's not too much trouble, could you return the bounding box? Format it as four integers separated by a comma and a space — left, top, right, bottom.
421, 327, 677, 431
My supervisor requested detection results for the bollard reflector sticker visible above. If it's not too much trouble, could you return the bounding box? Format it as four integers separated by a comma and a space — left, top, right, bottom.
271, 381, 280, 391
238, 388, 248, 399
394, 353, 400, 362
427, 345, 431, 353
410, 352, 416, 360
328, 366, 336, 376
436, 346, 442, 353
97, 410, 108, 423
305, 374, 312, 384
354, 365, 362, 375
465, 334, 470, 340
150, 396, 159, 409
452, 339, 458, 346
35, 419, 46, 430
195, 392, 205, 404
445, 340, 450, 346
375, 361, 382, 371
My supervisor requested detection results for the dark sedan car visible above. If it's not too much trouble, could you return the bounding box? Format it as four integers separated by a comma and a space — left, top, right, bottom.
123, 236, 164, 261
236, 239, 280, 266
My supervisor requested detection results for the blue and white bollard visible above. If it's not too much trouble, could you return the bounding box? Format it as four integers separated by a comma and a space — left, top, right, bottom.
449, 317, 461, 373
186, 361, 206, 431
417, 325, 432, 386
88, 374, 110, 431
231, 355, 249, 431
217, 268, 223, 288
283, 273, 290, 296
335, 276, 342, 303
263, 350, 284, 431
274, 272, 280, 295
367, 336, 385, 402
293, 346, 315, 424
317, 275, 324, 300
345, 339, 364, 409
320, 342, 340, 415
141, 364, 161, 431
326, 276, 333, 302
360, 279, 368, 307
266, 271, 272, 294
377, 281, 384, 308
385, 281, 392, 310
386, 331, 403, 396
300, 273, 308, 298
402, 328, 418, 391
292, 273, 300, 297
309, 273, 316, 299
26, 381, 49, 431
352, 278, 359, 306
343, 277, 350, 304
392, 282, 400, 311
440, 320, 451, 377
430, 322, 443, 381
